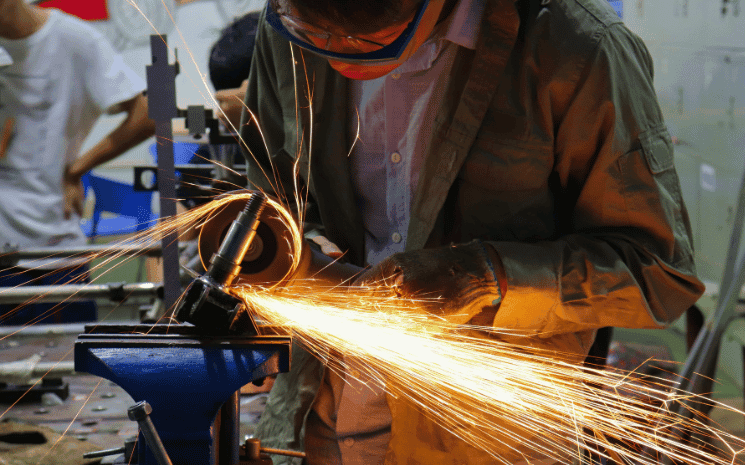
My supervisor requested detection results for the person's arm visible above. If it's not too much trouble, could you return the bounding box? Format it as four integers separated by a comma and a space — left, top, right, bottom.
486, 24, 704, 336
215, 79, 248, 131
63, 92, 155, 218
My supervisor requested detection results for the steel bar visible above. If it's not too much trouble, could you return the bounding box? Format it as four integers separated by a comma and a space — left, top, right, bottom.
260, 447, 307, 459
83, 447, 126, 459
217, 391, 239, 465
0, 321, 140, 337
656, 156, 745, 464
0, 355, 76, 384
671, 155, 745, 406
0, 282, 161, 305
1, 244, 168, 261
146, 35, 180, 316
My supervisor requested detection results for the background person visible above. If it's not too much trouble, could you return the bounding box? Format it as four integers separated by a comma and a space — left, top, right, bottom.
0, 0, 155, 325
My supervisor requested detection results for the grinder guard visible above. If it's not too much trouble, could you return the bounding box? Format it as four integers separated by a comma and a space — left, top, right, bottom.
197, 192, 361, 289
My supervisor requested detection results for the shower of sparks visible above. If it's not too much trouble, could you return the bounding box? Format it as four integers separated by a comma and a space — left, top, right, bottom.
233, 281, 745, 464
6, 188, 743, 464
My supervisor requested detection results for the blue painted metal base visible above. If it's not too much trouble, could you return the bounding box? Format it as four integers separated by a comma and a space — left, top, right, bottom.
74, 324, 291, 465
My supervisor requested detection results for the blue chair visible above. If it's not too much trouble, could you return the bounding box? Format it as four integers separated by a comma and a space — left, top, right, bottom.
148, 142, 200, 167
80, 172, 158, 238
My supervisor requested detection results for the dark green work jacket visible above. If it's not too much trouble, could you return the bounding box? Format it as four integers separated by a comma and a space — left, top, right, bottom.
240, 0, 705, 463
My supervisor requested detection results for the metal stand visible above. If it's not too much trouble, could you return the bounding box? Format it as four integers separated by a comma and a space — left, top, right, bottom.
146, 35, 180, 314
656, 157, 745, 463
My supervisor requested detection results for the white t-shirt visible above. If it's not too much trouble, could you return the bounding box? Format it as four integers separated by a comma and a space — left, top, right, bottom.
0, 9, 145, 266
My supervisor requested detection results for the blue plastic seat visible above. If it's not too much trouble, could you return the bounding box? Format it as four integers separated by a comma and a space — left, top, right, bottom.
80, 172, 158, 238
148, 142, 200, 167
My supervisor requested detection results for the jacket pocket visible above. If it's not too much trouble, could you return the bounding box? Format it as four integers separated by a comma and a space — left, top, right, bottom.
639, 124, 674, 174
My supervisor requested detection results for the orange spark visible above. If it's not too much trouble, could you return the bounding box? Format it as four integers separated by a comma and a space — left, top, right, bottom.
233, 281, 745, 464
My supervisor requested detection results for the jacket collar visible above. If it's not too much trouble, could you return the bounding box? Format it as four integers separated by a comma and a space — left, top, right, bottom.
292, 47, 366, 264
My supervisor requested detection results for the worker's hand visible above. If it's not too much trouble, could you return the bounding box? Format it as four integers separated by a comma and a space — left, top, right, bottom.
215, 80, 248, 131
352, 240, 503, 325
63, 169, 84, 220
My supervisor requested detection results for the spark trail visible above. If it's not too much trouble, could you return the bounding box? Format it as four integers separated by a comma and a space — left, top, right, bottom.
13, 189, 739, 465
233, 280, 745, 464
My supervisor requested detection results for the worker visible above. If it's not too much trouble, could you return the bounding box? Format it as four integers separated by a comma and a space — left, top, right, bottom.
0, 0, 155, 325
239, 0, 705, 463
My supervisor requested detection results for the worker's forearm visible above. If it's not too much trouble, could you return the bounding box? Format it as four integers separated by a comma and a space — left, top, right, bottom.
67, 94, 155, 179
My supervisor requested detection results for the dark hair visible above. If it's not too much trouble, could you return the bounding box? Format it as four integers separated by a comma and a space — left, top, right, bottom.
275, 0, 408, 34
209, 12, 260, 91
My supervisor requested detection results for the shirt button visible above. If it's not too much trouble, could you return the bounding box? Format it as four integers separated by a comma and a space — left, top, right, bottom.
343, 437, 355, 447
390, 151, 401, 163
391, 232, 402, 243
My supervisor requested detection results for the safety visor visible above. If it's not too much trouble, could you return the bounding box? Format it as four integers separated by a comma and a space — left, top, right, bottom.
265, 0, 433, 66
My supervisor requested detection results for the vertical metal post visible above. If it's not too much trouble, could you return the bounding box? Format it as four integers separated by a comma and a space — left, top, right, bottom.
146, 35, 180, 313
216, 391, 240, 465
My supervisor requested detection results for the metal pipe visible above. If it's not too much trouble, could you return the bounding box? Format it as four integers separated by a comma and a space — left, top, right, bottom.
671, 153, 745, 407
0, 320, 140, 337
260, 446, 307, 459
0, 355, 77, 384
0, 282, 162, 305
656, 155, 745, 464
217, 391, 239, 465
1, 244, 170, 260
83, 447, 127, 460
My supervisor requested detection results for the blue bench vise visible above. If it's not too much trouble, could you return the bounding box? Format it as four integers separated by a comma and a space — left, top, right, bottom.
75, 323, 291, 465
75, 192, 299, 464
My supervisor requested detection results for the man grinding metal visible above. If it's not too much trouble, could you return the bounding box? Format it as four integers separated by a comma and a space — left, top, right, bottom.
238, 0, 705, 463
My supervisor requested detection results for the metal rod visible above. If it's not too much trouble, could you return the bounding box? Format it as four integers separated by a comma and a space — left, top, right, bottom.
0, 320, 140, 337
0, 282, 161, 305
1, 244, 169, 260
217, 391, 239, 465
146, 34, 180, 316
656, 156, 745, 464
260, 447, 307, 458
0, 355, 77, 384
671, 153, 745, 407
83, 447, 126, 459
128, 401, 174, 465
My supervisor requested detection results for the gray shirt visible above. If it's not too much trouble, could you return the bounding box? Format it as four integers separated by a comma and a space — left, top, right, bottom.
349, 0, 484, 268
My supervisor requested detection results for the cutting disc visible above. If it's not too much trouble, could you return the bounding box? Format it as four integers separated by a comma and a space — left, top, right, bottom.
198, 196, 296, 286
